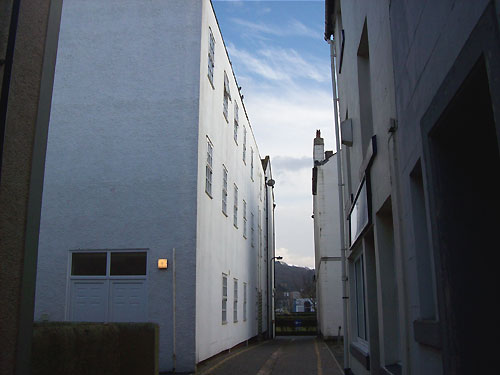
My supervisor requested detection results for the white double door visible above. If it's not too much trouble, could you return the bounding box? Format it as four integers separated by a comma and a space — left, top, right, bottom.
70, 279, 147, 322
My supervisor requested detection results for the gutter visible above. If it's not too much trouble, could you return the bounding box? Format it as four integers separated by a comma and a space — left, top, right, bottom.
327, 37, 350, 373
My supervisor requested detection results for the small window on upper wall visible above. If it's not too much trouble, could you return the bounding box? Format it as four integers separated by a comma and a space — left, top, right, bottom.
243, 127, 247, 163
208, 28, 215, 85
234, 102, 239, 144
223, 72, 231, 121
250, 148, 254, 181
206, 138, 214, 197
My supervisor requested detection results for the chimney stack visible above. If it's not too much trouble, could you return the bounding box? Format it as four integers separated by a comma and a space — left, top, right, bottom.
314, 130, 324, 162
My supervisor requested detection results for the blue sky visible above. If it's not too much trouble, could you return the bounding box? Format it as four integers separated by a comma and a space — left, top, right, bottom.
213, 0, 335, 268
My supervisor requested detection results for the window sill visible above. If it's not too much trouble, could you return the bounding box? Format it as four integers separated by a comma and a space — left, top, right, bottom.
380, 364, 402, 375
205, 191, 213, 199
413, 319, 441, 349
350, 341, 370, 370
222, 211, 228, 217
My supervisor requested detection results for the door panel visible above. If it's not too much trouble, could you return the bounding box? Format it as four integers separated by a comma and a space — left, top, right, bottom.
70, 280, 107, 322
109, 280, 147, 322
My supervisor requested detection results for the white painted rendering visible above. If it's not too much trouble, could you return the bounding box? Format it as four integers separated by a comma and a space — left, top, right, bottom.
195, 0, 272, 363
34, 0, 273, 372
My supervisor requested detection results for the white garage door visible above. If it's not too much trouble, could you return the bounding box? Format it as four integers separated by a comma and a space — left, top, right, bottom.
69, 250, 148, 323
110, 280, 147, 322
70, 280, 108, 322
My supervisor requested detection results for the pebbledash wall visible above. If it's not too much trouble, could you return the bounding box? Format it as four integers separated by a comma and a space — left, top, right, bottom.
34, 0, 272, 372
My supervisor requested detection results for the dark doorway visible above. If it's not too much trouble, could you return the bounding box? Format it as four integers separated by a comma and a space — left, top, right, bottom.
428, 58, 499, 374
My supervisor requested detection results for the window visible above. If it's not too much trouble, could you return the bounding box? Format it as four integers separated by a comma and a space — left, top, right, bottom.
243, 127, 247, 163
234, 102, 239, 144
354, 254, 367, 340
251, 148, 254, 181
208, 28, 215, 85
243, 200, 247, 238
71, 251, 147, 277
243, 282, 247, 321
71, 252, 107, 276
205, 139, 213, 197
251, 212, 255, 247
258, 208, 262, 254
233, 279, 238, 322
110, 252, 147, 276
222, 274, 228, 324
223, 72, 230, 121
222, 166, 228, 215
259, 174, 263, 201
410, 161, 436, 319
233, 184, 238, 228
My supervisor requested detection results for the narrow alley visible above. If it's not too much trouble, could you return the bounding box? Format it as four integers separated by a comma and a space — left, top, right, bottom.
196, 337, 343, 375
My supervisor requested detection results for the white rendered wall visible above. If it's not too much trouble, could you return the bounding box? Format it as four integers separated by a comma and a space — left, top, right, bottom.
34, 0, 202, 372
313, 155, 343, 338
195, 0, 269, 363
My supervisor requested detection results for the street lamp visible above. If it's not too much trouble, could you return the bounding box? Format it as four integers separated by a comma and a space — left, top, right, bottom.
270, 255, 282, 339
271, 256, 282, 289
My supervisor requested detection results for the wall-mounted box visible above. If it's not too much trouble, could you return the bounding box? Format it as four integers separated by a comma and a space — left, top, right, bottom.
340, 118, 353, 146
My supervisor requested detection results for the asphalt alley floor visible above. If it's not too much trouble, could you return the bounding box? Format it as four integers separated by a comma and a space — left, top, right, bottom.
194, 336, 344, 375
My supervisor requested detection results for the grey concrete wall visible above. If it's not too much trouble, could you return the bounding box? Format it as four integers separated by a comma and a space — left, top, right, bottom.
34, 0, 202, 372
389, 1, 493, 374
0, 0, 62, 373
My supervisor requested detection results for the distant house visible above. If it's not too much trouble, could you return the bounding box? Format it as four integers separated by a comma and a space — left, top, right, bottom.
312, 130, 343, 339
293, 298, 316, 313
34, 0, 275, 372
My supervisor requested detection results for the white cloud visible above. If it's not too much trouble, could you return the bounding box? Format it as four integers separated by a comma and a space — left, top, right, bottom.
272, 155, 311, 171
276, 247, 315, 269
227, 43, 328, 84
230, 17, 321, 39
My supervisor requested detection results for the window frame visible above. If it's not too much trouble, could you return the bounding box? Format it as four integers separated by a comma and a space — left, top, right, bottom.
223, 71, 231, 121
222, 165, 228, 216
243, 282, 247, 321
251, 212, 255, 247
234, 102, 239, 144
205, 138, 213, 198
250, 148, 254, 181
233, 279, 238, 323
69, 249, 148, 280
222, 274, 228, 324
208, 28, 215, 86
233, 184, 238, 228
243, 200, 247, 238
242, 127, 247, 163
354, 253, 367, 341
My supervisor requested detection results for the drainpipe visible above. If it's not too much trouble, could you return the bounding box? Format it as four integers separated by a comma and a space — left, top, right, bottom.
172, 248, 176, 372
328, 38, 350, 372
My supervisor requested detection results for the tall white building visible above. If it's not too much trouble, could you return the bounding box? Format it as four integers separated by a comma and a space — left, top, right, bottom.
312, 130, 343, 340
34, 0, 275, 372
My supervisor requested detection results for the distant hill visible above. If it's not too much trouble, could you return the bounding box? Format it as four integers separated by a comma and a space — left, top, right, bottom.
275, 261, 315, 295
